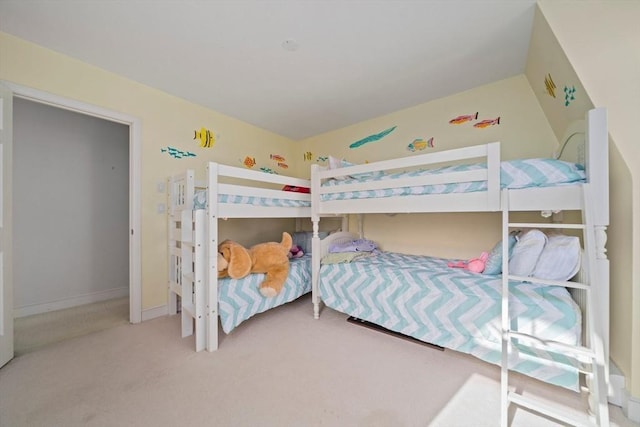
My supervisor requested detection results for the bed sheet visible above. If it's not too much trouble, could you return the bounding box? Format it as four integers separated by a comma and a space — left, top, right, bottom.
318, 251, 582, 390
321, 158, 586, 201
194, 190, 311, 209
219, 255, 311, 333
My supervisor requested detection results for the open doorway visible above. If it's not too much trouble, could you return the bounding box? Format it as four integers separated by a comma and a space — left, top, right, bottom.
1, 82, 142, 359
12, 98, 130, 354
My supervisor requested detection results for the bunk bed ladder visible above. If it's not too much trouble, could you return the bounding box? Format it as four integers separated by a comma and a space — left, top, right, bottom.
500, 184, 609, 427
167, 171, 206, 351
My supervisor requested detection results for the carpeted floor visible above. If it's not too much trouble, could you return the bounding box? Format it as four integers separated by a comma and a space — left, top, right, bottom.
13, 297, 129, 356
1, 295, 636, 427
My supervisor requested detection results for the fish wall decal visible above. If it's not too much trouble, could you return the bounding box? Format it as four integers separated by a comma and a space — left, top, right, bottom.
473, 117, 500, 129
194, 127, 215, 148
449, 112, 478, 125
349, 126, 397, 149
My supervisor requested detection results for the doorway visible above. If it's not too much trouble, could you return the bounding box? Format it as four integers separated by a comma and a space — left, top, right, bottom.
13, 98, 131, 354
3, 82, 141, 357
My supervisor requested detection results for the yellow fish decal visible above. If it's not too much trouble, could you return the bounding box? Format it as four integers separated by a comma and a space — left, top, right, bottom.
407, 137, 434, 152
194, 127, 215, 148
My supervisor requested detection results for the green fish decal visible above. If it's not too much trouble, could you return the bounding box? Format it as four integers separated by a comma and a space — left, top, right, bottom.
349, 126, 397, 149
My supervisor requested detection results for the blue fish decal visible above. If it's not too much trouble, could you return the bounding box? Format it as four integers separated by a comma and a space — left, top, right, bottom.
161, 146, 197, 159
349, 126, 397, 149
259, 167, 278, 174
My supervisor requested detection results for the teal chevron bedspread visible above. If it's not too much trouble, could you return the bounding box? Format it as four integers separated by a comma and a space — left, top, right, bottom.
194, 190, 311, 209
321, 159, 586, 201
218, 255, 311, 334
319, 251, 582, 390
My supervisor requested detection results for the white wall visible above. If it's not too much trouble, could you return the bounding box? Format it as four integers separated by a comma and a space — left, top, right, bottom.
13, 98, 129, 315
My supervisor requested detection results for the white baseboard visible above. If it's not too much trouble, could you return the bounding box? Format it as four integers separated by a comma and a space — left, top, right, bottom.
608, 360, 640, 423
14, 287, 129, 318
609, 360, 626, 407
141, 304, 168, 322
623, 390, 640, 423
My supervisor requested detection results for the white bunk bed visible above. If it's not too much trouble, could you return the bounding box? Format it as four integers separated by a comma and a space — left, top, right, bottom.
310, 108, 610, 426
168, 163, 314, 352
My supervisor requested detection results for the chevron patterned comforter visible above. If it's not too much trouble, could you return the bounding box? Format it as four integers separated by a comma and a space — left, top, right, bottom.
218, 255, 311, 334
321, 158, 586, 201
194, 190, 310, 209
319, 251, 582, 390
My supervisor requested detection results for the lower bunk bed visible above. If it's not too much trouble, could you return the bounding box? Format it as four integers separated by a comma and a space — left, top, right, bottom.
317, 231, 582, 390
168, 163, 317, 352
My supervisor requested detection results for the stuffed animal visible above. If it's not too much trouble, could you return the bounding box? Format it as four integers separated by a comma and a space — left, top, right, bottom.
218, 232, 293, 297
447, 252, 489, 273
288, 245, 304, 259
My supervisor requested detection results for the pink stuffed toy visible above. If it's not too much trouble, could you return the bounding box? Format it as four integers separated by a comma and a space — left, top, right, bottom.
448, 252, 488, 273
288, 245, 304, 259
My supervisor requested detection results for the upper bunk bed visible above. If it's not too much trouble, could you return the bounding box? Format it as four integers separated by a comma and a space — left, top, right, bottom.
310, 108, 608, 226
167, 162, 314, 352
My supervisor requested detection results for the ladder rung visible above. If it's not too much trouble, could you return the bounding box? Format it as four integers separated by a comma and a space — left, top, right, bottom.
168, 281, 182, 296
508, 222, 585, 229
508, 392, 592, 427
508, 331, 595, 361
507, 274, 590, 290
181, 301, 197, 318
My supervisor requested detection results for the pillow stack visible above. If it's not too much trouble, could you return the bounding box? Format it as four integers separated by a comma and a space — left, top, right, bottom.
486, 229, 581, 281
483, 229, 581, 281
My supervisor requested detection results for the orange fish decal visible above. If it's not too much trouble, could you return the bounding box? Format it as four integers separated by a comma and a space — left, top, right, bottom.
270, 154, 286, 162
277, 162, 289, 169
243, 156, 256, 168
473, 117, 501, 129
449, 112, 478, 125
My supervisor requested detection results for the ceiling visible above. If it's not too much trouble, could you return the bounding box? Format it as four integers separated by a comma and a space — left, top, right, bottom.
0, 1, 537, 140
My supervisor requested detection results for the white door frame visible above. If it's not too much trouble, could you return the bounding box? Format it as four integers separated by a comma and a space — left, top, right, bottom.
3, 81, 142, 323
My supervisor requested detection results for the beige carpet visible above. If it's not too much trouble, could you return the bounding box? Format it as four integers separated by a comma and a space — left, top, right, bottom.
1, 295, 636, 427
13, 297, 130, 356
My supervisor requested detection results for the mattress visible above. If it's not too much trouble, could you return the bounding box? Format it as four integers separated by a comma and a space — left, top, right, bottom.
194, 190, 311, 209
218, 254, 311, 333
321, 158, 586, 201
318, 251, 582, 390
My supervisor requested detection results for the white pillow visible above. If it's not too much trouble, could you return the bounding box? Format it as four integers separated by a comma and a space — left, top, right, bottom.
327, 156, 383, 180
532, 234, 581, 281
508, 229, 547, 277
327, 156, 352, 180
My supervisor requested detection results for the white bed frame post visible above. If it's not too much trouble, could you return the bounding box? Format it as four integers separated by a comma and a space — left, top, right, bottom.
311, 164, 322, 319
206, 162, 219, 351
586, 107, 610, 382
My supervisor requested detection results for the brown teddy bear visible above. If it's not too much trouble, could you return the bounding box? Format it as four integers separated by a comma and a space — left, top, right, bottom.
218, 232, 293, 297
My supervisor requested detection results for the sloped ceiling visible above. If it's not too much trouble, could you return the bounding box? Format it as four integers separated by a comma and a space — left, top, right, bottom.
0, 0, 537, 139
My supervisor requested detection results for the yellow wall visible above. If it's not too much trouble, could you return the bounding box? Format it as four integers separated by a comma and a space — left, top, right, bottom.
536, 0, 640, 400
0, 32, 299, 309
298, 75, 557, 259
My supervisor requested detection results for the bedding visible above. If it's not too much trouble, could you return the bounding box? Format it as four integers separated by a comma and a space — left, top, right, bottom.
532, 234, 581, 281
193, 190, 311, 209
321, 158, 586, 201
218, 254, 312, 333
318, 251, 582, 390
483, 231, 519, 275
508, 229, 548, 277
